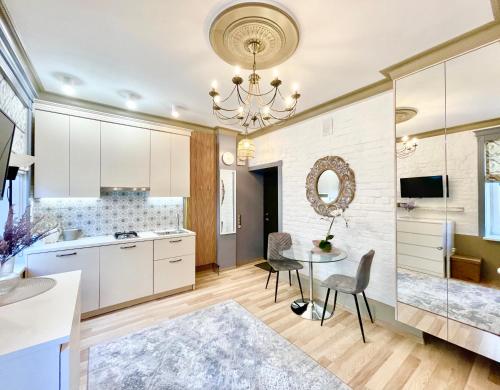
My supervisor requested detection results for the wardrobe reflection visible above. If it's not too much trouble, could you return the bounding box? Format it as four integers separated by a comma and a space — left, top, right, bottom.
395, 63, 449, 337
446, 42, 500, 338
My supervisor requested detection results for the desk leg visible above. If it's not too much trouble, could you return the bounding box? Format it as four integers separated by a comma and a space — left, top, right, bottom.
290, 262, 331, 321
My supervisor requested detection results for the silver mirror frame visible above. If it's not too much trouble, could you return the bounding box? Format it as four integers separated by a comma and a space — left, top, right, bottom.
306, 156, 356, 216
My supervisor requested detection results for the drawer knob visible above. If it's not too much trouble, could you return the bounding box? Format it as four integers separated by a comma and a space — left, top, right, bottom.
436, 246, 444, 250
169, 239, 182, 243
120, 245, 137, 249
169, 259, 183, 263
56, 252, 77, 257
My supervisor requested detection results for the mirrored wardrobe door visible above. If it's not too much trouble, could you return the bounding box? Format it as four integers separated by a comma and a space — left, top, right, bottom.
445, 42, 500, 361
395, 63, 448, 338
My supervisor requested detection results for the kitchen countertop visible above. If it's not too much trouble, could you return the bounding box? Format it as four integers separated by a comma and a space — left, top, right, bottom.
24, 229, 196, 255
0, 271, 81, 359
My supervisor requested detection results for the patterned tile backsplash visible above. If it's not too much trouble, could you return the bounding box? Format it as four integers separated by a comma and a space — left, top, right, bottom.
31, 192, 184, 237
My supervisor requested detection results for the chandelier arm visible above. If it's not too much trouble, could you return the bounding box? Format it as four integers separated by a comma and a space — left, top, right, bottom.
236, 85, 249, 107
214, 109, 241, 126
238, 84, 277, 97
220, 85, 237, 103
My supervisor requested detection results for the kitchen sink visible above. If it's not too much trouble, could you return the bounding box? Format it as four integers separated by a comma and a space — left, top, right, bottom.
154, 229, 188, 236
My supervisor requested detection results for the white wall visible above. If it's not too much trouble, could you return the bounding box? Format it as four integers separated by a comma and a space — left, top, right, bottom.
250, 92, 396, 306
397, 130, 478, 235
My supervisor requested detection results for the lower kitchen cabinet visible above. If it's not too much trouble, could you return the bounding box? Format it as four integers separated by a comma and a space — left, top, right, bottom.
154, 254, 195, 293
99, 241, 153, 308
27, 247, 100, 312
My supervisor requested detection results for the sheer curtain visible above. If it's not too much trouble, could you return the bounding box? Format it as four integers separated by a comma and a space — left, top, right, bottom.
485, 139, 500, 238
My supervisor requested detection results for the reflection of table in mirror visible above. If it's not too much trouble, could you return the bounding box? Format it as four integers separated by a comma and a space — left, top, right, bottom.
279, 245, 347, 320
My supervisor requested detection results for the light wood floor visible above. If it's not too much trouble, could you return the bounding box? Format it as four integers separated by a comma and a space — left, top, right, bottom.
80, 262, 500, 389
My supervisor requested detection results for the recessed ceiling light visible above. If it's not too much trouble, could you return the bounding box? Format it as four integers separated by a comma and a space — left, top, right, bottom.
171, 105, 179, 118
126, 99, 137, 110
119, 90, 141, 111
54, 73, 81, 96
61, 83, 75, 96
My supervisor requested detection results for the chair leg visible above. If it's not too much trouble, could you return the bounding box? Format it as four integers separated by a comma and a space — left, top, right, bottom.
296, 270, 304, 301
321, 288, 331, 326
353, 294, 366, 343
288, 270, 292, 286
362, 291, 374, 323
332, 290, 338, 315
265, 269, 272, 289
274, 271, 280, 303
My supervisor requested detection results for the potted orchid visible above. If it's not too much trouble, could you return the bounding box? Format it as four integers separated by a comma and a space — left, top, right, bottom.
0, 206, 54, 295
314, 210, 349, 252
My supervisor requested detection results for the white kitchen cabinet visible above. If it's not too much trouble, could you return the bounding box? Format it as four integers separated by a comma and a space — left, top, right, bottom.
154, 235, 195, 260
150, 131, 171, 196
154, 254, 195, 293
170, 133, 190, 197
69, 116, 100, 197
99, 241, 153, 307
27, 247, 100, 313
34, 110, 70, 198
100, 122, 150, 188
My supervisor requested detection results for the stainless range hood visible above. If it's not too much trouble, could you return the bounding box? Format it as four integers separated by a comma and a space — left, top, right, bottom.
101, 187, 150, 192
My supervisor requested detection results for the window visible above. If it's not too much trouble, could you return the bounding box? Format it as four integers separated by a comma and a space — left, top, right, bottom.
478, 129, 500, 240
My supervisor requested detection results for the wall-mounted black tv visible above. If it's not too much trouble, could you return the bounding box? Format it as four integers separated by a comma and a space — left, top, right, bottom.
400, 175, 449, 198
0, 109, 16, 200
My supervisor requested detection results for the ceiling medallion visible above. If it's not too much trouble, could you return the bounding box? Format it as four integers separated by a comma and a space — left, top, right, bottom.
395, 107, 418, 124
208, 2, 301, 149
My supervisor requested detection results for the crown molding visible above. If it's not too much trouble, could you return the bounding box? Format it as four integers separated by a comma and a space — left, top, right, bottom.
381, 21, 500, 80
397, 117, 500, 141
248, 78, 393, 139
492, 0, 500, 20
38, 91, 221, 133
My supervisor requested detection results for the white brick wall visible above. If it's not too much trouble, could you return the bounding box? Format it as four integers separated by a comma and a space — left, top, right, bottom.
250, 92, 396, 306
397, 131, 478, 235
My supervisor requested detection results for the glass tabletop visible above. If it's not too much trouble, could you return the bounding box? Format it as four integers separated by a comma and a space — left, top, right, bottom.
279, 244, 347, 263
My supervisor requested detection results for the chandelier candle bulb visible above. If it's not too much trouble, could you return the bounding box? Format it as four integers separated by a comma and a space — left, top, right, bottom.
211, 80, 218, 90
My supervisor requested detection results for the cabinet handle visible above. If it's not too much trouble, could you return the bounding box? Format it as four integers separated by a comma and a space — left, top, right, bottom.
56, 252, 77, 257
436, 246, 443, 250
120, 245, 137, 249
169, 259, 183, 263
169, 239, 182, 243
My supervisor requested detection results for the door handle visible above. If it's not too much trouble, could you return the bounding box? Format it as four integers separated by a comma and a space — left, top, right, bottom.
169, 239, 182, 243
120, 245, 136, 249
237, 214, 242, 229
169, 259, 183, 263
436, 246, 443, 250
56, 252, 77, 257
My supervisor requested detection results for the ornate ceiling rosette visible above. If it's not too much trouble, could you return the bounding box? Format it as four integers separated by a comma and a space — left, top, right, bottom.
305, 156, 356, 216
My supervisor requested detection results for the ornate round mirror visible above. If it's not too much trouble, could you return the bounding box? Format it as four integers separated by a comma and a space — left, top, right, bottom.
306, 156, 356, 216
317, 170, 340, 204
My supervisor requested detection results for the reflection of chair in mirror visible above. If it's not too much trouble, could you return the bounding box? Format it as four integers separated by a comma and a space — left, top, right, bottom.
320, 250, 375, 343
265, 232, 304, 303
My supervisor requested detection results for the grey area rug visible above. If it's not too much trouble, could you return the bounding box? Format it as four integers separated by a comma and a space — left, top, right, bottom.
88, 300, 350, 390
398, 268, 500, 335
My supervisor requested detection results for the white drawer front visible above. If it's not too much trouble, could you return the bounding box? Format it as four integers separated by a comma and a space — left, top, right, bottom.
397, 242, 444, 261
397, 231, 443, 248
397, 220, 444, 235
398, 254, 445, 277
99, 241, 153, 308
154, 235, 195, 260
27, 247, 100, 312
154, 254, 195, 293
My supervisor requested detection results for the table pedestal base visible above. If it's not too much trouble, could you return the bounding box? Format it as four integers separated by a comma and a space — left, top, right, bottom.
291, 299, 331, 321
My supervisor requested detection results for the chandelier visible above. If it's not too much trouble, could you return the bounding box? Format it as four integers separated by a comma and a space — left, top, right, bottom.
396, 135, 418, 159
209, 39, 301, 132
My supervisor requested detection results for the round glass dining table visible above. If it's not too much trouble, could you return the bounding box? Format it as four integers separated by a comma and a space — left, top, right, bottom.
279, 244, 347, 321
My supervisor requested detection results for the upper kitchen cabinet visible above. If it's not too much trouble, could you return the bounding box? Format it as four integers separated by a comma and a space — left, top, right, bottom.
34, 110, 101, 198
150, 131, 171, 197
170, 133, 190, 197
69, 116, 100, 197
34, 110, 70, 198
101, 122, 151, 189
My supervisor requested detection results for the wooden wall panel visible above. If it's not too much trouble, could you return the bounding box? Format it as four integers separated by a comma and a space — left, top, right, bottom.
187, 132, 217, 266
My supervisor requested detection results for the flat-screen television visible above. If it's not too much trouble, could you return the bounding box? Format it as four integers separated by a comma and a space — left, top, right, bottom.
400, 175, 449, 198
0, 109, 16, 200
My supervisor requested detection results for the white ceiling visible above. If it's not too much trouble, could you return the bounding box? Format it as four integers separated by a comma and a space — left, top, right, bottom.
5, 0, 495, 130
396, 42, 500, 137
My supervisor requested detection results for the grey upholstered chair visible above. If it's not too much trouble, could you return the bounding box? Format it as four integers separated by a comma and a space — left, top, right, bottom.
266, 232, 304, 303
320, 250, 375, 343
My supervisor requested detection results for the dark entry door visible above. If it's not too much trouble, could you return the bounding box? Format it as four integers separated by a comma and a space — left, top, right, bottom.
262, 167, 278, 259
